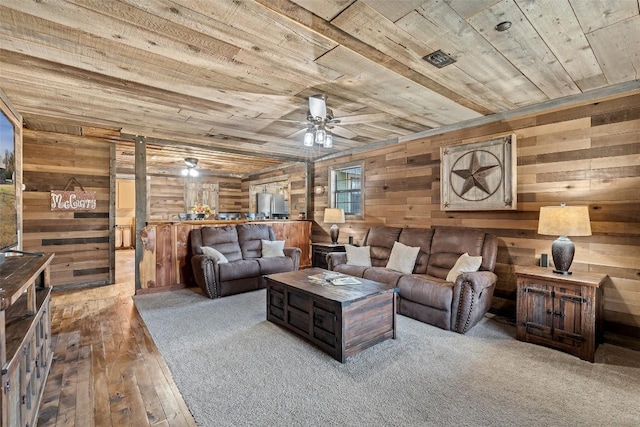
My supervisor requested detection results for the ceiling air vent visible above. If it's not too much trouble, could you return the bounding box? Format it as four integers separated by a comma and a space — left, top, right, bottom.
423, 50, 456, 68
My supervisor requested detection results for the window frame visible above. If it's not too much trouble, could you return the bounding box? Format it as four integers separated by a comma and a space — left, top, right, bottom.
328, 160, 364, 220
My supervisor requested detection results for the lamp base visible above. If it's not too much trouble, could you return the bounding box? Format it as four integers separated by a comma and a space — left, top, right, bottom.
330, 224, 340, 244
551, 236, 575, 275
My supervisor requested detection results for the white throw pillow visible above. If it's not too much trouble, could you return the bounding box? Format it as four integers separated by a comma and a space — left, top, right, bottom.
345, 245, 371, 267
386, 241, 420, 274
446, 253, 483, 282
201, 246, 229, 264
262, 239, 285, 257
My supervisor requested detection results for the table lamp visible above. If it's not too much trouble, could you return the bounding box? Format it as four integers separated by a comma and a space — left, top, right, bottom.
537, 204, 591, 275
323, 208, 345, 244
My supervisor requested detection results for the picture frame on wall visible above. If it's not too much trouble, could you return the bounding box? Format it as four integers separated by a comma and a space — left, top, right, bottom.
440, 134, 517, 211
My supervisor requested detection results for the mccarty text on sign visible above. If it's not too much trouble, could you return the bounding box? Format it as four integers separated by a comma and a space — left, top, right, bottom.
50, 190, 97, 211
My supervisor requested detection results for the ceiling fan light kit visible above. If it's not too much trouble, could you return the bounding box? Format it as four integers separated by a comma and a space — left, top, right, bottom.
181, 157, 199, 177
302, 94, 336, 148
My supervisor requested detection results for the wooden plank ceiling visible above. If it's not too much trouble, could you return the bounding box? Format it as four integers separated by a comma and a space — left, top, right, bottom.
1, 0, 639, 176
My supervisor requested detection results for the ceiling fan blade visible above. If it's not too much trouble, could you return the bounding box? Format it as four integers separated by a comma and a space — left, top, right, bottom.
308, 94, 326, 118
272, 118, 308, 124
333, 113, 387, 125
330, 125, 358, 139
287, 128, 308, 138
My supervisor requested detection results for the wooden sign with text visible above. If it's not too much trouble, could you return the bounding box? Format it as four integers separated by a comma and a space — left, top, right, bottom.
50, 190, 97, 211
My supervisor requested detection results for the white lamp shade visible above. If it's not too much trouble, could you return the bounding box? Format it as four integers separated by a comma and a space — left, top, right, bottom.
323, 208, 345, 224
538, 205, 591, 236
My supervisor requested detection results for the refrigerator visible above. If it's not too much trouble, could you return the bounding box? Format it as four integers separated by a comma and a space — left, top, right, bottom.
256, 193, 289, 219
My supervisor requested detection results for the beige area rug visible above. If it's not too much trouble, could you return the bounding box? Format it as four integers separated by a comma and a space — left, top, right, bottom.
134, 288, 640, 427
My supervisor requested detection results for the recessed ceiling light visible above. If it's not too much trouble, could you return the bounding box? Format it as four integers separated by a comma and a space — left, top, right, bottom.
495, 21, 512, 32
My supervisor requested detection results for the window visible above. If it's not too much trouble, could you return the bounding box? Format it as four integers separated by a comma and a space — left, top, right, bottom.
329, 162, 364, 218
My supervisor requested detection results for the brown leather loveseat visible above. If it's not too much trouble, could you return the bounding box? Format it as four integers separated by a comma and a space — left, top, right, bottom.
190, 224, 301, 298
327, 226, 498, 334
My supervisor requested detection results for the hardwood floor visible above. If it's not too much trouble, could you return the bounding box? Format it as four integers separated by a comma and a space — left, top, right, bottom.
36, 249, 197, 427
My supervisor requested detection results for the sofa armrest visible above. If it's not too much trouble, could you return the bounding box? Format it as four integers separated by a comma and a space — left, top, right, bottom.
283, 247, 302, 270
327, 252, 347, 270
451, 271, 498, 334
454, 271, 497, 293
191, 254, 222, 298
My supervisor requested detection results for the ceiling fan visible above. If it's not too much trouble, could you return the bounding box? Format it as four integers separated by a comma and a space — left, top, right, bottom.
304, 94, 338, 148
277, 94, 388, 145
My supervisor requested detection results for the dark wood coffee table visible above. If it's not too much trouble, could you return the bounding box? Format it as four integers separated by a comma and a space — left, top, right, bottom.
265, 268, 399, 363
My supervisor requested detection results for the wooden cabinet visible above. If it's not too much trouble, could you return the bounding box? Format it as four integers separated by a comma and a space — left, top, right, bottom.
0, 253, 54, 427
515, 266, 604, 362
311, 243, 345, 269
116, 179, 135, 209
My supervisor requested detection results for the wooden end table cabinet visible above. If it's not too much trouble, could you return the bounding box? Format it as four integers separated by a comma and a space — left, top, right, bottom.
266, 269, 398, 363
311, 243, 345, 270
515, 266, 605, 362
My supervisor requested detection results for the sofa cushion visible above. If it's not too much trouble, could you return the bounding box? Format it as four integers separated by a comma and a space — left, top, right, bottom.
363, 267, 404, 286
333, 263, 369, 278
397, 275, 453, 311
386, 241, 420, 274
261, 239, 285, 257
218, 259, 260, 282
257, 256, 294, 275
364, 226, 402, 267
201, 246, 229, 264
446, 253, 483, 282
398, 228, 434, 274
345, 245, 372, 267
427, 227, 487, 279
201, 226, 243, 262
237, 224, 274, 259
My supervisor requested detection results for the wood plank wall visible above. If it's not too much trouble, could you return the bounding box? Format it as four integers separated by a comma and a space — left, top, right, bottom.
312, 91, 640, 336
219, 177, 243, 213
148, 175, 242, 221
241, 162, 308, 218
22, 129, 112, 289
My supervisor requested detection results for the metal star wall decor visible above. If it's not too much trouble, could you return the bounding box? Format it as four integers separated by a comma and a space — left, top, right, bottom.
440, 135, 517, 211
451, 150, 501, 200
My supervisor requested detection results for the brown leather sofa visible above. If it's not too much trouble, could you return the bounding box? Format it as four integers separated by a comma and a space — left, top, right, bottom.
190, 224, 301, 298
327, 226, 498, 334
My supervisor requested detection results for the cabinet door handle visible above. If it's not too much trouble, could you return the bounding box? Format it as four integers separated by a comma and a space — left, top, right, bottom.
546, 309, 565, 318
